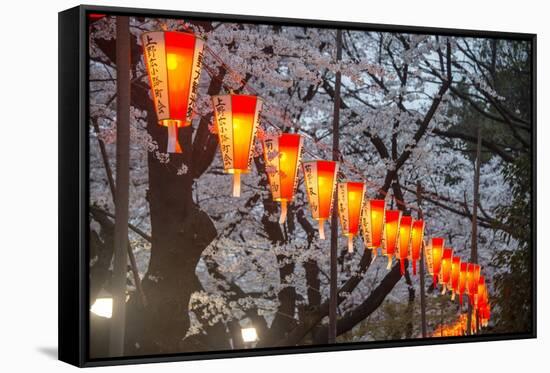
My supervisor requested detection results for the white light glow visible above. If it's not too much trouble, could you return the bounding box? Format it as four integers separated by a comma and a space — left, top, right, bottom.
90, 297, 113, 318
241, 327, 258, 343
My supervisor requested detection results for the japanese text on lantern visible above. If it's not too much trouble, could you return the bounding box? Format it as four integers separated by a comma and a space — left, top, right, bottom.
214, 96, 234, 169
293, 143, 304, 195
247, 103, 262, 170
264, 137, 281, 195
143, 33, 169, 119
186, 40, 205, 122
361, 200, 372, 247
303, 163, 319, 216
425, 241, 434, 275
338, 183, 350, 233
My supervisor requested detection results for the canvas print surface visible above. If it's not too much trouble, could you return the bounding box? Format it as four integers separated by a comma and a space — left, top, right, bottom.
87, 12, 534, 359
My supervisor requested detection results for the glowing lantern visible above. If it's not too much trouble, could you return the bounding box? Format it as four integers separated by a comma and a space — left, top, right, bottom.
425, 237, 444, 287
337, 182, 366, 252
302, 160, 339, 239
361, 200, 386, 258
212, 94, 263, 197
475, 276, 489, 330
476, 276, 487, 308
409, 219, 424, 275
398, 215, 413, 275
383, 210, 401, 269
474, 265, 481, 291
466, 263, 481, 304
141, 31, 205, 153
450, 256, 461, 300
458, 262, 468, 306
440, 248, 453, 294
262, 133, 303, 223
480, 303, 491, 328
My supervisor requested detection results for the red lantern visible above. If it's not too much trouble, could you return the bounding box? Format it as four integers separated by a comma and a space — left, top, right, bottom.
409, 219, 424, 275
480, 303, 491, 328
425, 237, 444, 287
474, 264, 481, 290
212, 94, 263, 197
141, 31, 205, 153
476, 275, 488, 310
361, 199, 386, 259
262, 133, 303, 223
384, 210, 401, 269
398, 215, 413, 275
302, 160, 339, 239
440, 248, 453, 294
466, 263, 481, 304
337, 182, 366, 252
458, 262, 468, 306
450, 256, 461, 300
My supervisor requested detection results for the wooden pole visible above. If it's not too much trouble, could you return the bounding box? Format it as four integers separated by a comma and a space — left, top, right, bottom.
467, 128, 482, 334
109, 15, 131, 357
328, 28, 342, 344
92, 121, 147, 307
416, 182, 428, 338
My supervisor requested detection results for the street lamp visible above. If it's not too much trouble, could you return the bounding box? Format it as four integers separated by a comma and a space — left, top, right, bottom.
241, 326, 258, 348
90, 297, 113, 319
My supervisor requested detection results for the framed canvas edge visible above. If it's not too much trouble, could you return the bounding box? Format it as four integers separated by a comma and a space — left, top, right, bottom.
77, 3, 536, 39
80, 332, 536, 367
59, 5, 89, 368
57, 4, 538, 368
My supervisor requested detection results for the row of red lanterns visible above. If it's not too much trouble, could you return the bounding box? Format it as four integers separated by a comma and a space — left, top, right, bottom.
141, 30, 490, 327
425, 237, 491, 327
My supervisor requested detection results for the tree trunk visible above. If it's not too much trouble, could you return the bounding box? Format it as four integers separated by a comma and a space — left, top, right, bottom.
124, 54, 225, 356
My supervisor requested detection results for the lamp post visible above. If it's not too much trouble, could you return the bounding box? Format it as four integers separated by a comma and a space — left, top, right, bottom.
110, 15, 130, 358
328, 28, 343, 345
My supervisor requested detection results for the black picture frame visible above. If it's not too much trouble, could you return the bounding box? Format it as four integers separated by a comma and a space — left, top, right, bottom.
59, 4, 537, 367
